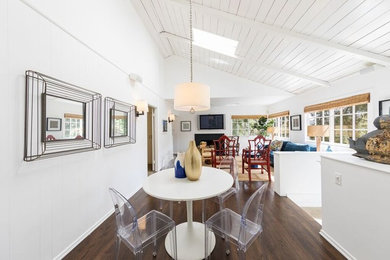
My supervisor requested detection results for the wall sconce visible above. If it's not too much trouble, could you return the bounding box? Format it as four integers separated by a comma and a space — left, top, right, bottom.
136, 100, 148, 117
168, 113, 175, 123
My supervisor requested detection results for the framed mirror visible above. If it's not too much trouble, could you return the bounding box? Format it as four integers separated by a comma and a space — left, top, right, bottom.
24, 71, 102, 161
104, 97, 136, 148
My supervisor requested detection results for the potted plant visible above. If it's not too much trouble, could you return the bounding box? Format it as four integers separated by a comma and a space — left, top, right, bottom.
251, 117, 275, 137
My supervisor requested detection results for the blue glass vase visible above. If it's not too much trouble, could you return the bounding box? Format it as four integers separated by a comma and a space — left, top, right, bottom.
174, 160, 186, 178
174, 153, 186, 178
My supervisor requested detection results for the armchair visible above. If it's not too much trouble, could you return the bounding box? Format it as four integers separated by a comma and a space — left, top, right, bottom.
211, 135, 236, 168
228, 136, 240, 156
242, 135, 271, 182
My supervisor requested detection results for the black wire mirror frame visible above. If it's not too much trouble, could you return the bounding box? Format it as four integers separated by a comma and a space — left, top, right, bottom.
24, 70, 102, 162
104, 97, 136, 148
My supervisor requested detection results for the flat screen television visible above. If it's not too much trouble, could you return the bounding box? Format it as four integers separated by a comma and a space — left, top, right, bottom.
199, 114, 224, 130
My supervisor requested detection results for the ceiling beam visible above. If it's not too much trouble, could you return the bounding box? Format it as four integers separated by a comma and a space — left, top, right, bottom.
169, 0, 390, 67
160, 31, 331, 87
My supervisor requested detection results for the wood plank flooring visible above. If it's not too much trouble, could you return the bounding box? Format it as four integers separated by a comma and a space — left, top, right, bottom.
64, 181, 345, 260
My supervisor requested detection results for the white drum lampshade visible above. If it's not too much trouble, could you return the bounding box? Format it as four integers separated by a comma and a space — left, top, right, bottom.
174, 82, 210, 112
136, 100, 149, 116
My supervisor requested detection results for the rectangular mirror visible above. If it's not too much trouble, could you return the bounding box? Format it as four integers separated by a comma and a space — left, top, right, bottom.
45, 95, 86, 141
110, 109, 128, 137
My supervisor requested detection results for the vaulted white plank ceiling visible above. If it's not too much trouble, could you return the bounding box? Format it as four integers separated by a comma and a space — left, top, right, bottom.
132, 0, 390, 95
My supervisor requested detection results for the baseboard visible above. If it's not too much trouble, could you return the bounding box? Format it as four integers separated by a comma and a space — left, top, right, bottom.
287, 193, 321, 207
53, 184, 142, 260
319, 229, 356, 260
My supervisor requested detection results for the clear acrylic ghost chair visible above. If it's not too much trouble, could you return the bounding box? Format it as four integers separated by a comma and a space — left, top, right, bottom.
201, 156, 239, 223
205, 184, 267, 260
216, 156, 240, 210
158, 155, 176, 217
109, 188, 177, 260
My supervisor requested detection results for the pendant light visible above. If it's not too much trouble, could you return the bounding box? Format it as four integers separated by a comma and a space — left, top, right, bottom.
174, 0, 210, 113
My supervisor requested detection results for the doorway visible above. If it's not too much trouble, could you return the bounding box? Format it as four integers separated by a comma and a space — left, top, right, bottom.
147, 106, 156, 175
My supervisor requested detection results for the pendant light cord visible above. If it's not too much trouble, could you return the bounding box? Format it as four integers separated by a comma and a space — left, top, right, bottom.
190, 0, 193, 83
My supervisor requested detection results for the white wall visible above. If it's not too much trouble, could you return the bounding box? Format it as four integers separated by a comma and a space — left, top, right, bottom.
0, 0, 173, 259
172, 105, 268, 152
268, 68, 390, 146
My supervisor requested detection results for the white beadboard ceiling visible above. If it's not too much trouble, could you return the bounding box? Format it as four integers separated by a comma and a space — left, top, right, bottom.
132, 0, 390, 95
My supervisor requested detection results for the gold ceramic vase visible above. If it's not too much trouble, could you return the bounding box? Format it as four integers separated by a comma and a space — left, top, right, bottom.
184, 140, 202, 181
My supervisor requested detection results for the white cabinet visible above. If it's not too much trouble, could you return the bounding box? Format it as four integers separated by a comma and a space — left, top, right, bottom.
321, 154, 390, 260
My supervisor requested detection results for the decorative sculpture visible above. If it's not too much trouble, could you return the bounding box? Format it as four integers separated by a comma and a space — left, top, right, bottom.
349, 115, 390, 164
184, 140, 202, 181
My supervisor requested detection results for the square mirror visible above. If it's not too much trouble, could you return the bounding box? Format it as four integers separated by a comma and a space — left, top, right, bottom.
104, 97, 136, 148
110, 109, 128, 137
45, 95, 86, 141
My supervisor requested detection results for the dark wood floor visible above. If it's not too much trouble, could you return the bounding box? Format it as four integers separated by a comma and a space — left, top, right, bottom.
64, 181, 345, 260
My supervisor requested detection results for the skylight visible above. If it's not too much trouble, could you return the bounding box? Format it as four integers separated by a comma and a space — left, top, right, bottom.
193, 28, 238, 58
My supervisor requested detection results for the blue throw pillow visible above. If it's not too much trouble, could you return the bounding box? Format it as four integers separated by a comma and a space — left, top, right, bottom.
281, 141, 290, 151
309, 146, 317, 152
284, 142, 310, 152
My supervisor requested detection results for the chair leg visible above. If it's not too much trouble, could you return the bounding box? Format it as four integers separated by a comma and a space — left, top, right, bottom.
152, 216, 157, 257
170, 226, 177, 260
242, 159, 244, 174
204, 225, 210, 260
135, 251, 143, 260
159, 200, 163, 211
225, 236, 231, 255
238, 249, 246, 260
267, 164, 271, 181
202, 200, 205, 223
248, 163, 252, 182
169, 201, 173, 219
115, 235, 121, 260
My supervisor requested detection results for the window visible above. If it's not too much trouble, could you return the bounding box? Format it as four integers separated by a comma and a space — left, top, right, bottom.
232, 118, 258, 136
307, 110, 330, 142
306, 103, 368, 145
64, 118, 83, 138
273, 116, 289, 139
193, 28, 238, 58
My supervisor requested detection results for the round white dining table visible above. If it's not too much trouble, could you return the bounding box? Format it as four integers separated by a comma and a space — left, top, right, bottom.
142, 166, 233, 260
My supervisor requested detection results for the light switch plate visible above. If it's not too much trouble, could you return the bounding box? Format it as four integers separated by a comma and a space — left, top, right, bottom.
335, 174, 342, 185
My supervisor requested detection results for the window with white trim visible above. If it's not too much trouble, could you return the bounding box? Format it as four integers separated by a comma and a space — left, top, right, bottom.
232, 118, 258, 136
64, 118, 83, 138
306, 103, 368, 145
273, 116, 289, 139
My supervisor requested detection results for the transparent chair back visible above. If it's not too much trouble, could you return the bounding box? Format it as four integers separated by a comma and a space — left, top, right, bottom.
218, 156, 239, 190
158, 155, 175, 215
160, 154, 175, 171
109, 188, 142, 251
109, 188, 177, 259
238, 184, 267, 250
205, 184, 267, 259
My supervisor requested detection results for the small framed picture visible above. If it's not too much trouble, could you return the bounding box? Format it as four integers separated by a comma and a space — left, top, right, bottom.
379, 99, 390, 116
181, 121, 191, 132
163, 120, 168, 132
290, 115, 302, 131
46, 118, 62, 131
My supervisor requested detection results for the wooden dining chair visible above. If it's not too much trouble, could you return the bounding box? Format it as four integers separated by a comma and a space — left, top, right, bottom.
211, 135, 236, 168
242, 135, 271, 182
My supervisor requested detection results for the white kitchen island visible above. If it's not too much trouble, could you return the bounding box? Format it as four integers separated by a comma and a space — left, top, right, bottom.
321, 154, 390, 260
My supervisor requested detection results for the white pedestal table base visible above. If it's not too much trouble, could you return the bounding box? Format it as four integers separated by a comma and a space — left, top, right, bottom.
165, 222, 216, 260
